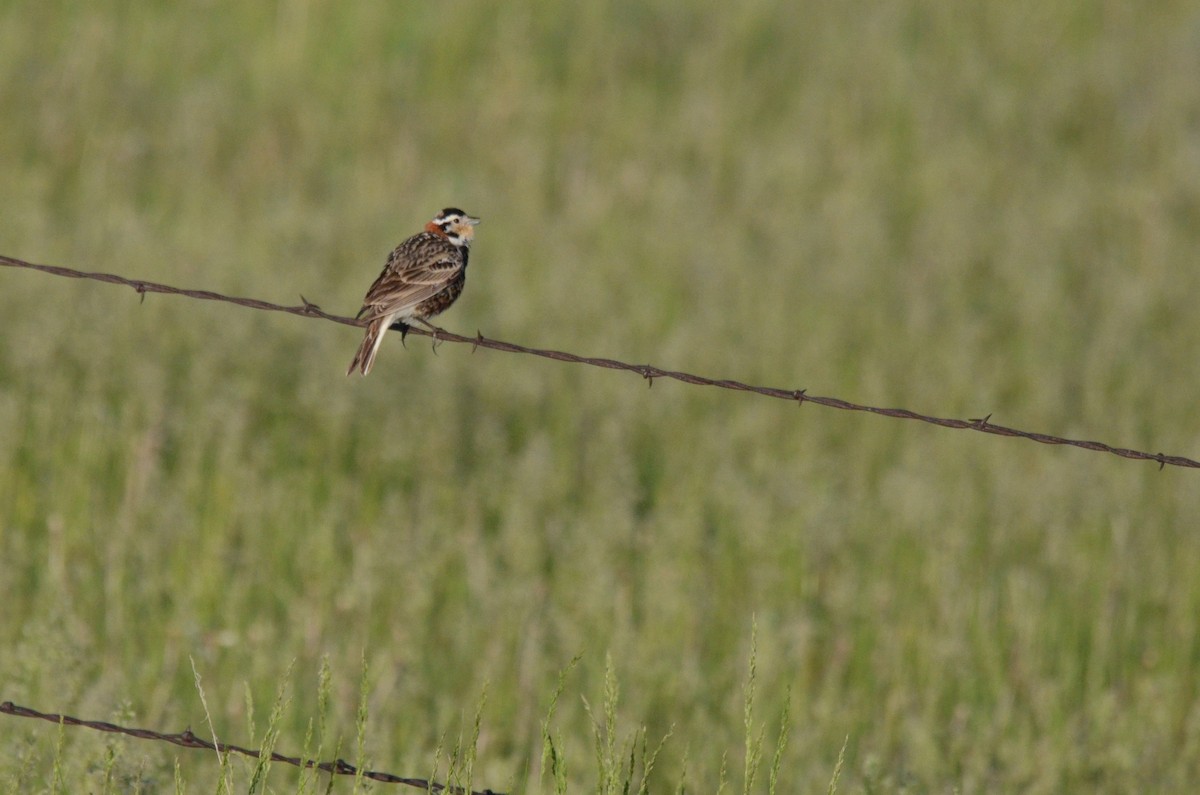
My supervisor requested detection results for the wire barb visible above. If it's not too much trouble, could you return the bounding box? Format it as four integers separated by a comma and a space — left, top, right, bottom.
1, 252, 1196, 470
0, 701, 502, 794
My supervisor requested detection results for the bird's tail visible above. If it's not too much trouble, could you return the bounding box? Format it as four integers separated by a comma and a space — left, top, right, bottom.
347, 317, 389, 376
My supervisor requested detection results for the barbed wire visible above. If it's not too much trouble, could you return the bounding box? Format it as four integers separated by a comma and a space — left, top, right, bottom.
0, 701, 502, 794
2, 252, 1196, 470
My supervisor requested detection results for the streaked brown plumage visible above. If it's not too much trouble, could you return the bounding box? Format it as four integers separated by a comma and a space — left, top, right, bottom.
347, 208, 480, 376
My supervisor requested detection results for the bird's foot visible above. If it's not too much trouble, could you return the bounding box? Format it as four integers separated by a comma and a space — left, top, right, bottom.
416, 318, 445, 353
388, 320, 412, 348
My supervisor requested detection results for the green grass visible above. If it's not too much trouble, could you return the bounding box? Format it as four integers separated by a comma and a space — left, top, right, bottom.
3, 0, 1200, 791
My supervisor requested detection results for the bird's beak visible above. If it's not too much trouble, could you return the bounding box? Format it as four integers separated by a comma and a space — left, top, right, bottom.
467, 215, 481, 225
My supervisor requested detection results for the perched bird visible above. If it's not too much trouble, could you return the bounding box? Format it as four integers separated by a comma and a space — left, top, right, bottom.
347, 207, 480, 376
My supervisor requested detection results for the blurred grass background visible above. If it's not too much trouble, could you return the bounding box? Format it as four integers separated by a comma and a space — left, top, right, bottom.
3, 0, 1200, 791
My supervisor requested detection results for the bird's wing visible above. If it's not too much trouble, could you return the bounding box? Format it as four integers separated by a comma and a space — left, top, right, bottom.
357, 241, 464, 321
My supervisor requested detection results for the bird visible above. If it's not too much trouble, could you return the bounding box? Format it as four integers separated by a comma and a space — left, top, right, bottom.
346, 207, 480, 376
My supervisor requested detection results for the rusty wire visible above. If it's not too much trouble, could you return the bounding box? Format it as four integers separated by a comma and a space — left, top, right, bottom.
2, 252, 1196, 470
0, 701, 501, 794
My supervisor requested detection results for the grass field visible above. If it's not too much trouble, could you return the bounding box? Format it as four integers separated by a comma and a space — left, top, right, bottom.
3, 1, 1200, 792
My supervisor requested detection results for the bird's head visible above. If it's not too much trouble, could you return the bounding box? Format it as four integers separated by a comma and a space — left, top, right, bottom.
426, 208, 480, 246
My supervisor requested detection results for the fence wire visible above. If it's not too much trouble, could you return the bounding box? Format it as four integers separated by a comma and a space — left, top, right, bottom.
0, 701, 501, 794
1, 253, 1196, 470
